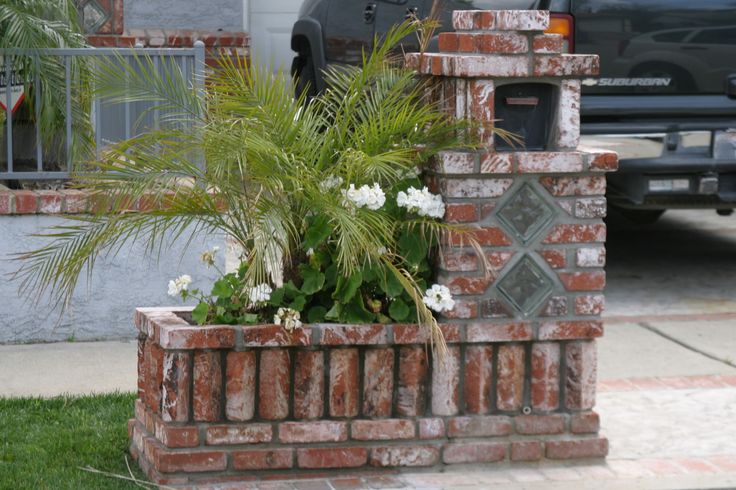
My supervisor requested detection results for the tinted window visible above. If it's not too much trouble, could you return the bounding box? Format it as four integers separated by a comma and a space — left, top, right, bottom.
690, 27, 736, 45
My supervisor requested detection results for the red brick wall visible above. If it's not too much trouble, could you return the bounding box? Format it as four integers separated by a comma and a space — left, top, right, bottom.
132, 308, 607, 485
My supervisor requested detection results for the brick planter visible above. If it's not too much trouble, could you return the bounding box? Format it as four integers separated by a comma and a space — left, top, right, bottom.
131, 308, 607, 485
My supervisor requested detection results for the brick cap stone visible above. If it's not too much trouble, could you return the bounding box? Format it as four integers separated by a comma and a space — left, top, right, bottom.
452, 10, 550, 32
405, 51, 598, 78
429, 149, 618, 175
136, 308, 609, 347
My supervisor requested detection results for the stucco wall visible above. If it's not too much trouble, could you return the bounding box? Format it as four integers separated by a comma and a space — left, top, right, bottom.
0, 216, 223, 344
124, 0, 243, 31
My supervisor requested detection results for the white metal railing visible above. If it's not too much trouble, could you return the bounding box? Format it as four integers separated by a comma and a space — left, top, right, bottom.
0, 42, 205, 181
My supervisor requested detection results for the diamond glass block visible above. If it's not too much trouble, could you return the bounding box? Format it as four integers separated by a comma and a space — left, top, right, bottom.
497, 255, 553, 316
82, 0, 109, 33
497, 183, 554, 243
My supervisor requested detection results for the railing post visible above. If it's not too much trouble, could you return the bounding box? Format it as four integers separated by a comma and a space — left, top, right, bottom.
4, 56, 13, 173
193, 40, 206, 173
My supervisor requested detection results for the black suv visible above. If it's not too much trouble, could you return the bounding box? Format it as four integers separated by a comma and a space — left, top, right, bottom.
291, 0, 736, 222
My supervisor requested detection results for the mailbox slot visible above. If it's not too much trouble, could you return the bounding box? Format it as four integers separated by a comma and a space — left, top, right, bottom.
494, 83, 556, 151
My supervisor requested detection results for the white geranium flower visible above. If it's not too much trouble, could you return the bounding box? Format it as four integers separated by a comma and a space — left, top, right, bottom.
248, 283, 272, 304
167, 274, 192, 296
200, 246, 220, 267
396, 186, 445, 219
422, 284, 455, 313
341, 183, 386, 211
274, 307, 302, 332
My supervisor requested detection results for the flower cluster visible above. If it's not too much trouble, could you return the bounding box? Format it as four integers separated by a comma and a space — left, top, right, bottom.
167, 274, 192, 296
342, 183, 386, 210
200, 246, 220, 268
422, 284, 455, 313
397, 186, 445, 219
274, 307, 302, 331
248, 283, 272, 304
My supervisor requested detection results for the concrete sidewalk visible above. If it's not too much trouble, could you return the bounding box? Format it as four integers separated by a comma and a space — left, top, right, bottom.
2, 319, 736, 489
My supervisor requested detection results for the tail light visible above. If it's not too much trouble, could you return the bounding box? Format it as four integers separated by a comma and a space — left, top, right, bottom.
545, 13, 575, 53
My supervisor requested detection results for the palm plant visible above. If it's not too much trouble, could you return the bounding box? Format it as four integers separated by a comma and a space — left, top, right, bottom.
0, 0, 93, 165
15, 22, 491, 351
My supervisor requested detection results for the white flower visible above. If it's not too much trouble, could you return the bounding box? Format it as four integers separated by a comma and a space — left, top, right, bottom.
248, 283, 272, 304
377, 246, 388, 255
396, 186, 445, 219
319, 175, 344, 191
274, 307, 302, 332
341, 183, 386, 211
306, 248, 315, 257
200, 246, 220, 267
167, 274, 192, 296
422, 284, 455, 313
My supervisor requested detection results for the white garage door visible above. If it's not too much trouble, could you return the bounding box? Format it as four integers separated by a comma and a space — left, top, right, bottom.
248, 0, 302, 73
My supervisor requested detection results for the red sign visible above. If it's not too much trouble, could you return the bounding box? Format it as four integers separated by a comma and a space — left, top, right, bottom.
0, 62, 25, 114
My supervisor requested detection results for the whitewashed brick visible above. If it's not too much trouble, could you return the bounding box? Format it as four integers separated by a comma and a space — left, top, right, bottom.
555, 80, 581, 149
576, 247, 606, 268
495, 10, 549, 31
442, 178, 513, 198
517, 152, 584, 173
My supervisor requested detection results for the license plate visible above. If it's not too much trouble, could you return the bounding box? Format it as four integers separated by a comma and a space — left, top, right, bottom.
649, 179, 690, 192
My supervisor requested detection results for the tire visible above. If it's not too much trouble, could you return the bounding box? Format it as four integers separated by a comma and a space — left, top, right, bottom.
294, 55, 317, 101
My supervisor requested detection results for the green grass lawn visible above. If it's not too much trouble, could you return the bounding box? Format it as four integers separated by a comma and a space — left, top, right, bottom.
0, 393, 147, 489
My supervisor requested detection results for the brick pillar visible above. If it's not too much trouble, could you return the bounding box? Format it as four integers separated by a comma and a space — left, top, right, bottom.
408, 9, 617, 460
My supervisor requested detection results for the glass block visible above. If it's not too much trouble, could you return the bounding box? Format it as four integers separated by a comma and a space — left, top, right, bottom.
497, 183, 554, 243
82, 1, 109, 33
497, 255, 553, 316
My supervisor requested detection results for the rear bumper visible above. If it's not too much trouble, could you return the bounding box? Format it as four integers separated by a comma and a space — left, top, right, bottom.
580, 129, 736, 209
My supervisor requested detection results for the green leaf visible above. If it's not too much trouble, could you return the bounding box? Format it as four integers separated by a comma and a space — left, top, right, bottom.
307, 306, 327, 323
333, 271, 362, 303
362, 264, 378, 283
211, 279, 233, 298
342, 296, 375, 323
398, 230, 428, 266
314, 249, 332, 268
289, 295, 307, 311
325, 303, 341, 320
303, 215, 332, 250
324, 263, 338, 289
191, 302, 209, 325
388, 298, 410, 321
382, 270, 404, 298
284, 280, 302, 298
300, 266, 325, 295
240, 313, 259, 324
268, 287, 285, 306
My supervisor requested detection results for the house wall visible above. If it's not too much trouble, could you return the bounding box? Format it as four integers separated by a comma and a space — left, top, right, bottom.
0, 197, 223, 344
124, 0, 244, 31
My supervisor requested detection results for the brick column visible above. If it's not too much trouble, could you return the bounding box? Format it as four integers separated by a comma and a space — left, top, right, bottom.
408, 9, 617, 460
